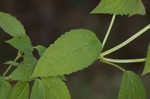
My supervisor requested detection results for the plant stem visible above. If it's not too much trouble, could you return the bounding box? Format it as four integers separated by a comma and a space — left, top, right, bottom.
2, 52, 22, 76
103, 57, 146, 63
102, 14, 116, 49
102, 60, 126, 72
101, 24, 150, 56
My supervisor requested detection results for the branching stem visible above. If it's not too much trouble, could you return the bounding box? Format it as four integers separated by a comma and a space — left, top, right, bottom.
102, 60, 126, 72
101, 24, 150, 56
2, 52, 22, 76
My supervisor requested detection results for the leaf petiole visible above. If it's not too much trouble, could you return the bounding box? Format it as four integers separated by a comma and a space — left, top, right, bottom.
102, 14, 116, 49
101, 60, 126, 72
101, 24, 150, 56
103, 57, 146, 64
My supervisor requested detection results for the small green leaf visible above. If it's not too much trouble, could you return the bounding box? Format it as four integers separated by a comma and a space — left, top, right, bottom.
91, 0, 146, 16
142, 44, 150, 76
0, 77, 11, 99
118, 71, 147, 99
24, 52, 37, 64
4, 60, 19, 66
0, 12, 33, 53
129, 0, 146, 16
31, 77, 71, 99
10, 57, 37, 81
6, 35, 33, 52
8, 82, 29, 99
34, 45, 46, 56
32, 29, 101, 77
0, 12, 25, 37
10, 63, 35, 81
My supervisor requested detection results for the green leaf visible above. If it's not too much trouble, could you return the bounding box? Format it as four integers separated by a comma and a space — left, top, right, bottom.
10, 57, 37, 81
118, 71, 147, 99
30, 79, 46, 99
0, 12, 33, 52
91, 0, 146, 16
32, 29, 101, 77
142, 44, 150, 76
0, 77, 11, 99
0, 12, 25, 37
34, 45, 46, 56
8, 82, 29, 99
31, 77, 71, 99
6, 35, 33, 52
24, 52, 37, 64
129, 0, 146, 16
10, 63, 35, 81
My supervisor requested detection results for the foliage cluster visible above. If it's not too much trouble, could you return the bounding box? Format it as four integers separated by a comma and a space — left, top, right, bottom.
0, 0, 150, 99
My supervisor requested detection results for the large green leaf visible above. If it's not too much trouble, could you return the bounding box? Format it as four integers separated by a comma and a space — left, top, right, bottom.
143, 44, 150, 75
91, 0, 146, 16
32, 29, 101, 77
0, 77, 11, 99
118, 71, 147, 99
31, 77, 70, 99
0, 12, 25, 37
8, 82, 29, 99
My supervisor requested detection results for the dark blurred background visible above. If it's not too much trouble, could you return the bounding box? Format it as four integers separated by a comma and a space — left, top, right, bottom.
0, 0, 150, 99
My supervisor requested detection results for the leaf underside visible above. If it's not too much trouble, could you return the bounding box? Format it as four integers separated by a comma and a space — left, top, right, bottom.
118, 71, 147, 99
32, 29, 102, 77
91, 0, 146, 16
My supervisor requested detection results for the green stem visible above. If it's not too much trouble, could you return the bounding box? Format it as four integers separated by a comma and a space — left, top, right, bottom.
2, 65, 12, 76
2, 52, 22, 76
101, 24, 150, 56
102, 60, 126, 72
102, 14, 116, 49
103, 57, 146, 63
